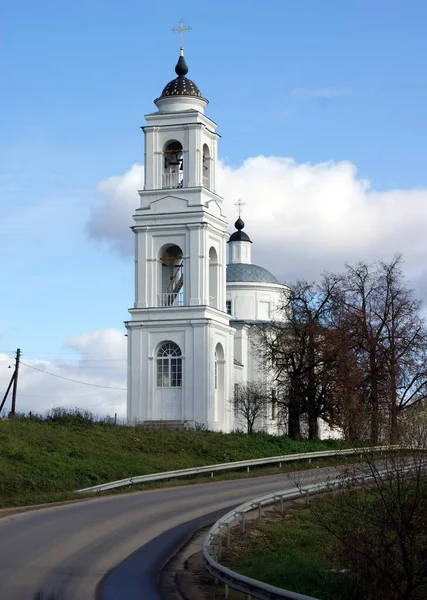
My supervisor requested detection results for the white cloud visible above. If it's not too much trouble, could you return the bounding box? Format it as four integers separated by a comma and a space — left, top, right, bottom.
86, 157, 427, 303
291, 88, 349, 99
86, 164, 143, 256
0, 328, 127, 419
15, 156, 426, 415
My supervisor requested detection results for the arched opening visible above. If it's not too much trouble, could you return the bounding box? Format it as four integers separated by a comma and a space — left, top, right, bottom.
208, 246, 218, 309
202, 143, 211, 189
156, 341, 182, 388
214, 342, 225, 422
163, 140, 183, 189
155, 341, 183, 421
158, 244, 184, 307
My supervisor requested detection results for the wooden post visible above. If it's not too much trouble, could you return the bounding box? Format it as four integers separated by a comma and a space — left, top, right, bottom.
0, 371, 15, 414
10, 349, 20, 416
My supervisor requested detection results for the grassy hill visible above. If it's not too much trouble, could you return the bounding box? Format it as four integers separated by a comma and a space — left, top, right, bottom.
0, 412, 344, 508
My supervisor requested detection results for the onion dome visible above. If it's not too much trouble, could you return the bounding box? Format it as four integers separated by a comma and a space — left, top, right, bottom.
228, 218, 252, 243
160, 49, 202, 98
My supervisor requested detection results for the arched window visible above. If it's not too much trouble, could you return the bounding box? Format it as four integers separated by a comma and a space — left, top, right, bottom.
159, 244, 184, 307
214, 343, 225, 422
202, 143, 211, 189
209, 246, 218, 308
163, 140, 183, 189
156, 341, 182, 388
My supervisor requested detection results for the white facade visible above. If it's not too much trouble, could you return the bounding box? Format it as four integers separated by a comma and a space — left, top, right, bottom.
125, 48, 339, 438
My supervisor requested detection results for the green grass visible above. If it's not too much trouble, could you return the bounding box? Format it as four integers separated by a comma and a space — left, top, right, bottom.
220, 503, 344, 600
0, 414, 346, 508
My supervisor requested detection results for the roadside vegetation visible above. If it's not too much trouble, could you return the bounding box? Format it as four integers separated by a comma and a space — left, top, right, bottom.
207, 428, 427, 600
216, 501, 340, 599
0, 409, 345, 508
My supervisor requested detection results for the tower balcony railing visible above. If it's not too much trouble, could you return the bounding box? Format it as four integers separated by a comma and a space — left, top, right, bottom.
162, 172, 183, 189
158, 293, 184, 307
208, 296, 216, 308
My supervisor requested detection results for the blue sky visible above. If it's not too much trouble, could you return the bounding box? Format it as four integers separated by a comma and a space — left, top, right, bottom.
1, 0, 427, 414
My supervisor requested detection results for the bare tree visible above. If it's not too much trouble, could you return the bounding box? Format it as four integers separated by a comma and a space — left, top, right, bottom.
341, 256, 427, 443
259, 255, 427, 443
232, 381, 270, 434
260, 276, 349, 439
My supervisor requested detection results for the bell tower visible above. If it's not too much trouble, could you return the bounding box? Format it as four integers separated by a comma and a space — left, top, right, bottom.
126, 27, 234, 430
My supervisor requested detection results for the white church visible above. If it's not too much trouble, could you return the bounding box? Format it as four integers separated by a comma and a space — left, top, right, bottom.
125, 41, 333, 435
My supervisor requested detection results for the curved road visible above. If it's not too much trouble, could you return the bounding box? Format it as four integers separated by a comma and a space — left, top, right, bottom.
0, 468, 332, 600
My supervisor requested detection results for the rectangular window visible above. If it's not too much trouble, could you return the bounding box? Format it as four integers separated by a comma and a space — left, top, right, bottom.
157, 358, 170, 387
226, 300, 232, 315
271, 389, 277, 420
234, 383, 240, 416
170, 358, 182, 387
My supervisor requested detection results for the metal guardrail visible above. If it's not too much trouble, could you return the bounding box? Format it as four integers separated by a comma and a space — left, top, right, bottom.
203, 481, 333, 600
75, 445, 398, 494
202, 455, 421, 600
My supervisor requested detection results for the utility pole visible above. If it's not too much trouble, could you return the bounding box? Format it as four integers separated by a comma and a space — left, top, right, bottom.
0, 371, 15, 414
10, 348, 20, 416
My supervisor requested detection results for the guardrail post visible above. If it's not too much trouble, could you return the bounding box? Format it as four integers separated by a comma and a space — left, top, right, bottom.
211, 472, 214, 478
246, 466, 250, 473
306, 490, 310, 506
225, 583, 229, 598
226, 522, 230, 546
218, 533, 222, 560
280, 495, 284, 515
279, 461, 282, 468
308, 458, 312, 464
241, 511, 245, 532
258, 502, 262, 521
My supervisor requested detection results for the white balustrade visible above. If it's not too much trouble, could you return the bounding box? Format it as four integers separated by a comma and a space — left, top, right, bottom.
162, 172, 183, 189
158, 293, 183, 307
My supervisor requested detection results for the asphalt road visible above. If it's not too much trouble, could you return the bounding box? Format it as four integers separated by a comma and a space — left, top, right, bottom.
0, 467, 334, 600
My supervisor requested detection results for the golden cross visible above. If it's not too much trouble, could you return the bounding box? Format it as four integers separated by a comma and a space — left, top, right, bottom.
235, 199, 245, 218
172, 19, 192, 48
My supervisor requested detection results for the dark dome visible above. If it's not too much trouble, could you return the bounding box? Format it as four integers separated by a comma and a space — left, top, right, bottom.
228, 217, 252, 243
160, 51, 202, 98
228, 230, 252, 242
226, 263, 279, 284
161, 77, 202, 98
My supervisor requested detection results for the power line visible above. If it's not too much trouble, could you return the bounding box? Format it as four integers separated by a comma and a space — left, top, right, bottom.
0, 350, 126, 356
20, 362, 127, 391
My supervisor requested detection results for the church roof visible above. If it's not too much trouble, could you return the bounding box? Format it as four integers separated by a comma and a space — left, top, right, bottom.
226, 263, 279, 284
160, 51, 202, 99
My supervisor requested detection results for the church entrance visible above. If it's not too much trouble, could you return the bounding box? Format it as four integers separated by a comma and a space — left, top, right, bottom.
155, 388, 182, 420
155, 341, 183, 421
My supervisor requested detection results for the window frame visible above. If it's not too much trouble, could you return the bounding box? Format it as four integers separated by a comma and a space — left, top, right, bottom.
156, 342, 182, 388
